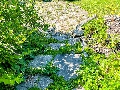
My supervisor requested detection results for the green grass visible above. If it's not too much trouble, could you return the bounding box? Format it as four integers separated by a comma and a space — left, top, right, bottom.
71, 0, 120, 48
73, 0, 120, 17
77, 47, 120, 90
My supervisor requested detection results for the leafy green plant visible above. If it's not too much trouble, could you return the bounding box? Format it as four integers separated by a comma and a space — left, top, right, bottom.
73, 0, 120, 50
47, 73, 83, 90
25, 61, 59, 76
82, 18, 108, 46
0, 83, 15, 90
1, 0, 120, 89
59, 44, 73, 54
23, 32, 58, 56
58, 42, 82, 54
43, 62, 60, 75
29, 86, 41, 90
77, 47, 120, 90
0, 73, 23, 85
48, 74, 69, 90
73, 0, 120, 17
0, 0, 46, 86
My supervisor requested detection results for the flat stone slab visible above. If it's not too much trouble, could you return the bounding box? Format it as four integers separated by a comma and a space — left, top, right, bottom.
37, 76, 53, 89
16, 75, 53, 90
49, 43, 66, 50
28, 55, 53, 68
68, 38, 80, 45
52, 34, 69, 41
53, 54, 82, 80
72, 29, 84, 37
16, 55, 53, 90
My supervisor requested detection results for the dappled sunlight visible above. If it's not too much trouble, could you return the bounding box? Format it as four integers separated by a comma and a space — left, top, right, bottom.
53, 54, 82, 80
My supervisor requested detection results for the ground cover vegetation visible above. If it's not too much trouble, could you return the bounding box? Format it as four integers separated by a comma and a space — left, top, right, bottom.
0, 0, 58, 89
72, 0, 120, 90
0, 0, 120, 90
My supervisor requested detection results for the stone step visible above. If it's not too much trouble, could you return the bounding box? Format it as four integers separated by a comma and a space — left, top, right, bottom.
49, 43, 66, 50
53, 54, 82, 80
16, 54, 83, 89
16, 75, 53, 90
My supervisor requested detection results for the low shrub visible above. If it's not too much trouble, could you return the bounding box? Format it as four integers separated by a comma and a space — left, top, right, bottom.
0, 0, 50, 87
77, 47, 120, 90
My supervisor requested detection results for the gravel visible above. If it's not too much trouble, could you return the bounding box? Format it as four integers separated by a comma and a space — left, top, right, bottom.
35, 1, 88, 33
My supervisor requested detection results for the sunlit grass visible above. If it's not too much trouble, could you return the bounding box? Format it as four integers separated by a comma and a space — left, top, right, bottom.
73, 0, 120, 17
71, 0, 120, 48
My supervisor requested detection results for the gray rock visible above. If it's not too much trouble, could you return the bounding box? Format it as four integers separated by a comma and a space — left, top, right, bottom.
80, 37, 87, 46
52, 34, 68, 41
47, 27, 56, 35
72, 15, 96, 38
16, 55, 54, 90
68, 38, 80, 45
49, 43, 65, 50
16, 84, 28, 90
53, 54, 82, 80
29, 55, 53, 68
37, 76, 53, 89
72, 29, 84, 38
16, 75, 53, 90
54, 32, 61, 36
22, 75, 39, 88
83, 52, 88, 57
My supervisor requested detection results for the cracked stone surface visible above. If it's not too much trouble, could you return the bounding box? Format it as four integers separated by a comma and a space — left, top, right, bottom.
53, 54, 82, 80
16, 54, 83, 89
72, 29, 84, 37
37, 76, 53, 89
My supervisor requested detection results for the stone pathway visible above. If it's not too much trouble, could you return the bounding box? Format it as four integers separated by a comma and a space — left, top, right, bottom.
16, 30, 86, 90
16, 23, 87, 90
16, 1, 97, 90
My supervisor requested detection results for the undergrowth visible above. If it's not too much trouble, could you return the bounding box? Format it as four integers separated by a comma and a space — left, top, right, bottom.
0, 0, 120, 90
77, 47, 120, 90
72, 0, 120, 90
73, 0, 120, 17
